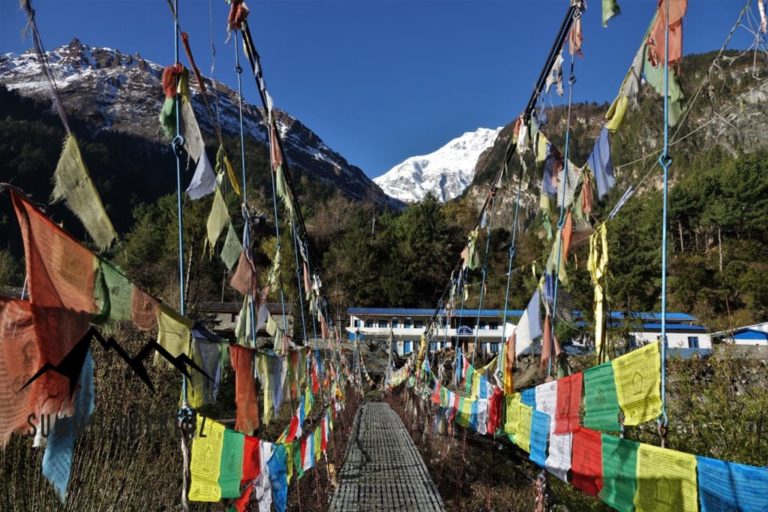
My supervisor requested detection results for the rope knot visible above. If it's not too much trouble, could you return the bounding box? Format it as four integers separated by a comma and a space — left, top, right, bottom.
659, 154, 673, 168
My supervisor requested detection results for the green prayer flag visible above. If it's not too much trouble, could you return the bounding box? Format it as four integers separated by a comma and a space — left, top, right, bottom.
206, 188, 230, 251
583, 362, 622, 431
221, 223, 243, 270
641, 45, 684, 126
218, 428, 244, 499
94, 260, 133, 323
293, 440, 304, 479
51, 134, 117, 251
275, 165, 294, 214
599, 434, 639, 512
464, 365, 475, 396
602, 0, 620, 27
158, 97, 176, 140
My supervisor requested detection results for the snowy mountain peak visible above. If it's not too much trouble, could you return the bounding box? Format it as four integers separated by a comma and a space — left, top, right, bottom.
374, 127, 501, 203
0, 39, 394, 205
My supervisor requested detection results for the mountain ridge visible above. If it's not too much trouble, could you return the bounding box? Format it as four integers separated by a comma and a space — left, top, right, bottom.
0, 38, 396, 206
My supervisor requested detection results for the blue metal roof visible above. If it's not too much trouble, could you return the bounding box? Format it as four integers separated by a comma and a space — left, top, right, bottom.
346, 307, 523, 318
733, 329, 768, 341
608, 311, 697, 321
348, 307, 699, 323
634, 323, 707, 332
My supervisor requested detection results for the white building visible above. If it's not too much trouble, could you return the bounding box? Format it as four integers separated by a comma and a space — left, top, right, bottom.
711, 322, 768, 346
347, 308, 712, 356
346, 308, 520, 357
612, 312, 712, 350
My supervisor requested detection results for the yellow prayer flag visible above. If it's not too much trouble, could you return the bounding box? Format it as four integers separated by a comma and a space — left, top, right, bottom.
155, 303, 194, 366
189, 416, 225, 502
504, 393, 522, 437
613, 342, 662, 425
536, 133, 549, 164
515, 403, 533, 453
314, 427, 322, 461
605, 94, 629, 132
257, 354, 273, 425
206, 188, 230, 251
51, 134, 117, 250
634, 443, 698, 512
223, 153, 241, 196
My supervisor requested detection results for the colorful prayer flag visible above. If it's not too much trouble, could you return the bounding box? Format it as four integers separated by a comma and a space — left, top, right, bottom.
189, 416, 226, 502
583, 362, 621, 431
219, 428, 245, 498
571, 427, 603, 497
599, 434, 639, 512
634, 443, 698, 512
697, 456, 768, 512
554, 372, 583, 434
613, 342, 662, 426
529, 410, 550, 467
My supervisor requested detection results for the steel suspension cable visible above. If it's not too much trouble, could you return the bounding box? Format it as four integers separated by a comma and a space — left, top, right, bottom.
471, 197, 496, 366
421, 2, 581, 343
658, 0, 672, 442
548, 48, 578, 377
499, 162, 525, 359
232, 31, 258, 347
171, 0, 188, 402
291, 221, 310, 345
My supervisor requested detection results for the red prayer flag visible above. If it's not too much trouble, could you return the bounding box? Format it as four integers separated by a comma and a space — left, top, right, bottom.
11, 190, 96, 415
431, 383, 441, 405
241, 436, 261, 484
232, 484, 253, 512
571, 427, 603, 496
554, 372, 583, 434
487, 387, 504, 434
320, 417, 328, 452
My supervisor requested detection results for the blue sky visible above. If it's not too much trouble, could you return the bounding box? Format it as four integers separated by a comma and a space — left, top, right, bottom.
0, 0, 758, 178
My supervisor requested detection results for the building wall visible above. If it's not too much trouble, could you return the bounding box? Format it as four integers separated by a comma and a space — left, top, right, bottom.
631, 331, 712, 349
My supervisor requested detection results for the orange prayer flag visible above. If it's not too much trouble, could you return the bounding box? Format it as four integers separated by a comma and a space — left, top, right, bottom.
230, 345, 260, 435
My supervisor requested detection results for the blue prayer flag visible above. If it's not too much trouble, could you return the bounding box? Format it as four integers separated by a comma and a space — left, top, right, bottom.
521, 388, 537, 408
42, 352, 95, 502
697, 456, 768, 512
529, 410, 550, 467
268, 443, 289, 512
588, 127, 615, 200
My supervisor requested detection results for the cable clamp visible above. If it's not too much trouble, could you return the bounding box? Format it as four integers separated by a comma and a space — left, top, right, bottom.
658, 154, 673, 168
171, 135, 185, 157
177, 406, 196, 436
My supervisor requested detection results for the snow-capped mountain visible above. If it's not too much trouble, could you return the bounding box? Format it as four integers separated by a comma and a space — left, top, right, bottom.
374, 127, 502, 203
0, 38, 393, 205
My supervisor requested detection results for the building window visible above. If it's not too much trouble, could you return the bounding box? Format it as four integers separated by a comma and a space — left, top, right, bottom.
404, 319, 413, 328
378, 320, 388, 328
430, 342, 437, 351
479, 322, 487, 330
353, 319, 360, 328
365, 320, 374, 328
688, 336, 700, 349
490, 342, 500, 353
490, 322, 499, 330
414, 320, 425, 329
403, 340, 412, 354
391, 318, 399, 328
